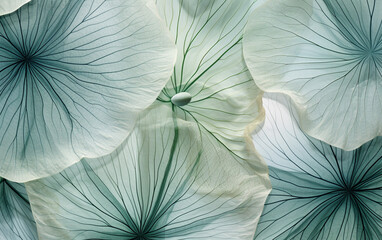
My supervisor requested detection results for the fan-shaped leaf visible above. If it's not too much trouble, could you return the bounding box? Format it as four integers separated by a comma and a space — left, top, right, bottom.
156, 0, 265, 163
26, 104, 270, 239
0, 0, 176, 182
252, 93, 382, 240
244, 0, 382, 150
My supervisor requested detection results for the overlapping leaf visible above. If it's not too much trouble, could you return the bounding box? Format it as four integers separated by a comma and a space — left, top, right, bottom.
156, 0, 266, 163
244, 0, 382, 150
0, 178, 38, 240
0, 0, 30, 16
26, 104, 270, 239
252, 93, 382, 240
0, 0, 176, 182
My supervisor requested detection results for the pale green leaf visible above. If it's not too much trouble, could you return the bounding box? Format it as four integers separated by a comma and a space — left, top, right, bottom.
0, 0, 176, 182
0, 0, 30, 16
244, 0, 382, 150
252, 93, 382, 239
156, 0, 266, 163
0, 178, 38, 240
26, 104, 270, 239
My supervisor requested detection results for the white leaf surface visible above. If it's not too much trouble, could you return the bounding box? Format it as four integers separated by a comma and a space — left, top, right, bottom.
244, 0, 382, 150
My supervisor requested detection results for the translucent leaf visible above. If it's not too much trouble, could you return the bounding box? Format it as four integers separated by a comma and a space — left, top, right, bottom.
244, 0, 382, 150
252, 93, 382, 240
156, 0, 265, 163
26, 104, 270, 239
0, 0, 176, 182
0, 178, 38, 240
0, 0, 30, 16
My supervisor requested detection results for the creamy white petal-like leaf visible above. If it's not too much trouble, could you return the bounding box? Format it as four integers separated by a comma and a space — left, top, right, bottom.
252, 93, 382, 240
156, 0, 265, 163
0, 0, 30, 16
0, 0, 176, 182
26, 104, 270, 240
244, 0, 382, 150
0, 178, 38, 240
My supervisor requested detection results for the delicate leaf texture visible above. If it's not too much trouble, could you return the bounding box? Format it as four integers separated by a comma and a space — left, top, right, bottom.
156, 0, 266, 163
244, 0, 382, 150
0, 0, 176, 182
26, 104, 270, 240
0, 0, 30, 16
252, 93, 382, 240
0, 178, 38, 240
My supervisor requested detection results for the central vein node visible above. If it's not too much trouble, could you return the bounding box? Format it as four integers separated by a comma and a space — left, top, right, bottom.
171, 92, 192, 107
20, 54, 35, 66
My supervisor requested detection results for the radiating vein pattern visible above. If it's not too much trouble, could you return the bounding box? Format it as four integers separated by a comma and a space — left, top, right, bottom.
0, 0, 176, 181
244, 0, 382, 150
26, 104, 269, 240
253, 93, 382, 240
156, 0, 265, 163
0, 178, 38, 240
